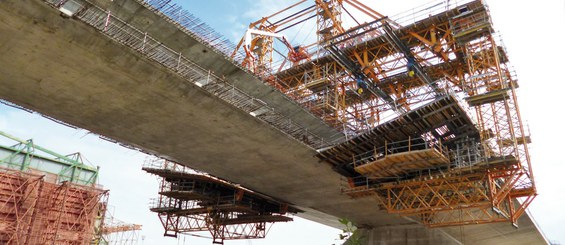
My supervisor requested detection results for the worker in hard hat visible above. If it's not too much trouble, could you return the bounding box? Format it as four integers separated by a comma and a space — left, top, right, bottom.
407, 56, 415, 77
355, 74, 367, 94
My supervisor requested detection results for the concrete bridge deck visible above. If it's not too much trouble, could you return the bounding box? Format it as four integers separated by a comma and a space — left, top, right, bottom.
0, 0, 547, 244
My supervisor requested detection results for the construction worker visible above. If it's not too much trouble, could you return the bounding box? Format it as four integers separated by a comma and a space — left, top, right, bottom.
407, 56, 415, 77
355, 74, 367, 94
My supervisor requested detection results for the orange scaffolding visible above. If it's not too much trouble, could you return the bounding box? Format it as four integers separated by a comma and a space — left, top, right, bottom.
100, 213, 142, 244
234, 0, 536, 228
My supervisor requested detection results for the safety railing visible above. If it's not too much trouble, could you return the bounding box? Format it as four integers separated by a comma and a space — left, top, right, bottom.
351, 136, 449, 168
135, 0, 245, 63
325, 18, 387, 48
142, 157, 197, 174
450, 10, 493, 40
149, 195, 202, 211
41, 0, 331, 149
389, 0, 476, 27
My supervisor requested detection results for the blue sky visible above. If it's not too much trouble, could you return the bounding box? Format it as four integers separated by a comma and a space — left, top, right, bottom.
1, 0, 565, 244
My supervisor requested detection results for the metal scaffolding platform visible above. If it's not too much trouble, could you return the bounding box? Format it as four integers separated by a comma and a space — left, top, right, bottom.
36, 0, 537, 233
142, 159, 297, 244
354, 147, 450, 179
231, 0, 537, 229
317, 95, 479, 178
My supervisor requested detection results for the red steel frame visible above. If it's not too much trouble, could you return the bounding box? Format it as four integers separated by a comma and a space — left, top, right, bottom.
0, 167, 108, 244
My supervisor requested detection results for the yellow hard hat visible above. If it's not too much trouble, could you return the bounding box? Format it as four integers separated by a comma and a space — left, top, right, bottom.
357, 88, 364, 94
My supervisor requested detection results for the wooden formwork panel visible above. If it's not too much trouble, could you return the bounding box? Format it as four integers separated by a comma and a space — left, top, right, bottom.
355, 148, 450, 178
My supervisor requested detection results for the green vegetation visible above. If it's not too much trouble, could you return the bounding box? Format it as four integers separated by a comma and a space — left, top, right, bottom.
336, 218, 363, 245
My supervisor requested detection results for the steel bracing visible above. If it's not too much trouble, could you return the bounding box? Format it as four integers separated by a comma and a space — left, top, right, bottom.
0, 131, 108, 244
97, 213, 142, 245
0, 169, 109, 244
142, 159, 296, 244
232, 0, 536, 228
34, 0, 538, 232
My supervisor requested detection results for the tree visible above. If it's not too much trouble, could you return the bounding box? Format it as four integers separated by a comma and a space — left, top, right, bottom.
336, 218, 362, 245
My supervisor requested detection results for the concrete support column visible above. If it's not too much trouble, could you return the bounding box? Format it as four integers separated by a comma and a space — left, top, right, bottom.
347, 225, 462, 245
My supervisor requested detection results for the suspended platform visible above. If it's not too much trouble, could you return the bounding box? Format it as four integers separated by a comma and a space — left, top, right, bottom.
142, 159, 297, 244
465, 88, 510, 107
355, 147, 450, 179
317, 95, 479, 177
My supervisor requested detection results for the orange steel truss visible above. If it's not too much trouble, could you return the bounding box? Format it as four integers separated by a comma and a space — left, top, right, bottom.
237, 0, 537, 228
0, 167, 108, 244
102, 224, 142, 235
344, 160, 533, 227
377, 163, 533, 227
100, 216, 142, 245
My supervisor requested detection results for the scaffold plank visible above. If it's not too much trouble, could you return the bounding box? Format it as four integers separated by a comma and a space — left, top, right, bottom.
355, 148, 450, 178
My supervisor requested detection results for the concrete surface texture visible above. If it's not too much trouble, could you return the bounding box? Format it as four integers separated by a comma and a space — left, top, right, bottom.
0, 0, 547, 244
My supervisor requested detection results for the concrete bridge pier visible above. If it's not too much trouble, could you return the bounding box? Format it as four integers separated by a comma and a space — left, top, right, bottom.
346, 225, 461, 245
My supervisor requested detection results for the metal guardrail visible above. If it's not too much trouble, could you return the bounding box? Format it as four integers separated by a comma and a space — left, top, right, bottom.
136, 0, 246, 63
389, 0, 475, 27
142, 157, 197, 174
41, 0, 330, 149
137, 0, 344, 134
350, 136, 449, 168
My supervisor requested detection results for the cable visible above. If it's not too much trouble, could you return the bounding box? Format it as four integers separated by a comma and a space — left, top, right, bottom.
289, 15, 307, 44
300, 16, 316, 45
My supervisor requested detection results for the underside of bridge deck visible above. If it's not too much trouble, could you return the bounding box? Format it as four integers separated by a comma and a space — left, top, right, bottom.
0, 0, 547, 244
